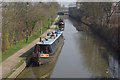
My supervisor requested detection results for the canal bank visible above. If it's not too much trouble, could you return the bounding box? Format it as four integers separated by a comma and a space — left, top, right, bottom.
69, 9, 119, 53
0, 16, 60, 78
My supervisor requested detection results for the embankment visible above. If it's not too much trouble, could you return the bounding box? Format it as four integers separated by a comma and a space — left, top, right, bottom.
69, 7, 120, 53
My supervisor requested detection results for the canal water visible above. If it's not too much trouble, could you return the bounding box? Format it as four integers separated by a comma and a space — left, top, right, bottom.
17, 18, 119, 78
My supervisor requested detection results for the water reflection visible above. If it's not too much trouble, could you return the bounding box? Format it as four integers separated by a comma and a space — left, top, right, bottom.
51, 19, 119, 78
74, 32, 110, 77
72, 19, 120, 78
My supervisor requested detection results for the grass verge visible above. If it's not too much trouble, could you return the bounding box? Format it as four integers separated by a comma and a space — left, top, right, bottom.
0, 16, 56, 62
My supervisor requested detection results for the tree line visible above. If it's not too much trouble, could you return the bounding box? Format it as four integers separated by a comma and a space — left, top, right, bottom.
76, 2, 120, 51
2, 2, 60, 52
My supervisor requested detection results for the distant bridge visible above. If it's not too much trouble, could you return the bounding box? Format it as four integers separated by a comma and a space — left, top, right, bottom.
57, 10, 69, 15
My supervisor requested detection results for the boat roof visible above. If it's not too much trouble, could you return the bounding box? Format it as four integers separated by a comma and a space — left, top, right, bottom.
36, 30, 63, 45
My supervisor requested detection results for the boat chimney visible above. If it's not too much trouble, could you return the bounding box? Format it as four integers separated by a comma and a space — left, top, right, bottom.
40, 37, 42, 42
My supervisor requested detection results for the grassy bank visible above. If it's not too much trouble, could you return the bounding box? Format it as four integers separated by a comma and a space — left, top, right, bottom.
0, 16, 56, 62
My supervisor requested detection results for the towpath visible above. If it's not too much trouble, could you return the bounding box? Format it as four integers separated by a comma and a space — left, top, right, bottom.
0, 16, 59, 78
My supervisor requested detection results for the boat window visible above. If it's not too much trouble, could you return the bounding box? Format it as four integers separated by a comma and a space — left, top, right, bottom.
39, 45, 52, 54
34, 32, 63, 54
34, 44, 40, 53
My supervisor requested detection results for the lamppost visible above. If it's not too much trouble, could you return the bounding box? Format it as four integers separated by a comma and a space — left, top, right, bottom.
48, 18, 50, 29
26, 2, 29, 29
41, 20, 43, 34
48, 16, 52, 29
51, 16, 53, 25
26, 2, 29, 43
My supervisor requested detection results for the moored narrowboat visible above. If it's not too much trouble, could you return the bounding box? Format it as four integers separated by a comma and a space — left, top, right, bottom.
27, 29, 64, 67
54, 19, 65, 31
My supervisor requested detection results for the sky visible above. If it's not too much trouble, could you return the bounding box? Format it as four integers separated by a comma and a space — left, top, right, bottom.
1, 0, 119, 2
59, 2, 76, 7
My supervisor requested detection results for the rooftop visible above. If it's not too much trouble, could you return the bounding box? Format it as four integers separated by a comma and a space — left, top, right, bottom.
36, 30, 63, 45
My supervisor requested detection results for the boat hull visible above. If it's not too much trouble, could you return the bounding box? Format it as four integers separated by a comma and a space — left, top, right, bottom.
26, 37, 64, 67
24, 37, 64, 78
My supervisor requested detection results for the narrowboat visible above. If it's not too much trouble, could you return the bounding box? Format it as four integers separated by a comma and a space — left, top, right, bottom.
54, 19, 65, 31
59, 19, 65, 31
27, 29, 64, 67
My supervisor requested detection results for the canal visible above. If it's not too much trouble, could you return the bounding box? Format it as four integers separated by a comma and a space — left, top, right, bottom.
17, 18, 119, 78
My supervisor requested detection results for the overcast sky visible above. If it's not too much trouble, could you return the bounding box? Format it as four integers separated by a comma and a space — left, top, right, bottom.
1, 0, 119, 2
59, 2, 76, 7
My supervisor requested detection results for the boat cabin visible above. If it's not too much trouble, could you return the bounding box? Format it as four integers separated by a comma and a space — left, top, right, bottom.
34, 30, 63, 58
